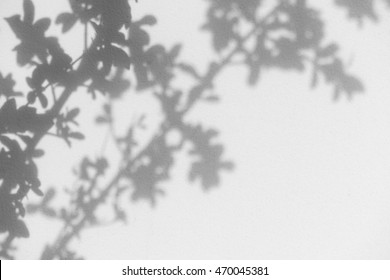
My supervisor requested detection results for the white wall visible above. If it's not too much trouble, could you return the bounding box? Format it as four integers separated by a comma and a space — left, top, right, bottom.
1, 0, 390, 259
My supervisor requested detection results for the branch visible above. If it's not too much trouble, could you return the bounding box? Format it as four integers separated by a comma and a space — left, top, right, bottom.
39, 4, 283, 259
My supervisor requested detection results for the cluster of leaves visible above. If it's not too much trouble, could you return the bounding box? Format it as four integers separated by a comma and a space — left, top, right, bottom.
1, 0, 233, 259
0, 98, 51, 248
334, 0, 390, 24
0, 0, 134, 258
184, 125, 234, 189
55, 108, 85, 146
203, 0, 363, 98
0, 73, 22, 99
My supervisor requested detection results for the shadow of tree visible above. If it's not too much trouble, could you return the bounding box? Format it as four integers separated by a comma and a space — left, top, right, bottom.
0, 0, 383, 259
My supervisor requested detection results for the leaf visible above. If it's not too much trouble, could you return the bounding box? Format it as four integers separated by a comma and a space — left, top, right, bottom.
32, 187, 44, 197
66, 108, 80, 120
138, 15, 157, 26
23, 0, 35, 24
19, 135, 32, 145
56, 13, 78, 33
204, 95, 220, 103
27, 91, 36, 103
111, 31, 127, 45
14, 44, 35, 66
42, 208, 56, 217
177, 63, 201, 79
335, 0, 377, 23
318, 44, 338, 57
169, 44, 181, 60
5, 15, 24, 40
341, 75, 364, 95
0, 73, 22, 98
120, 0, 132, 28
111, 46, 130, 69
34, 18, 51, 33
203, 14, 236, 52
41, 188, 56, 205
31, 65, 47, 89
96, 116, 108, 124
0, 136, 21, 151
13, 219, 30, 238
95, 157, 109, 174
68, 132, 85, 140
38, 93, 48, 108
32, 149, 45, 158
1, 98, 17, 114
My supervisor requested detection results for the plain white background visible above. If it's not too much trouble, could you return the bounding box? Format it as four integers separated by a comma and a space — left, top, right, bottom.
1, 0, 390, 259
